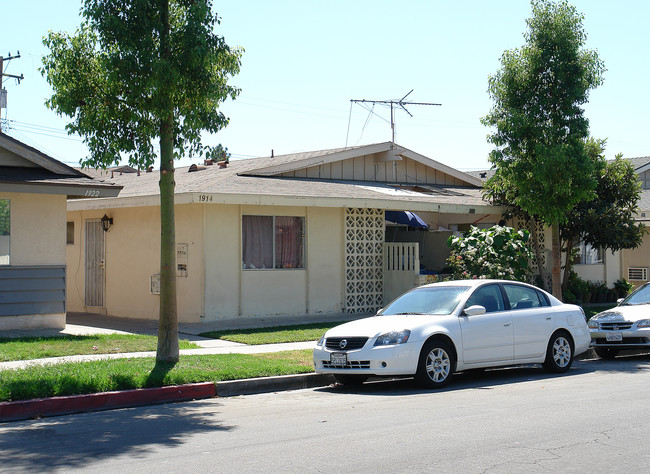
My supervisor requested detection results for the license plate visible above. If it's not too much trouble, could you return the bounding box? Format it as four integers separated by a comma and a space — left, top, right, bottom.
606, 331, 623, 342
330, 352, 347, 366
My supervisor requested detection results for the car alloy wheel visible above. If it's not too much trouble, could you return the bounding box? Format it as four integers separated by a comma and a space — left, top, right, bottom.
416, 340, 455, 388
543, 331, 573, 373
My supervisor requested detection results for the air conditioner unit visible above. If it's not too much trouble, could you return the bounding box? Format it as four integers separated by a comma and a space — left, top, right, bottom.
628, 267, 648, 281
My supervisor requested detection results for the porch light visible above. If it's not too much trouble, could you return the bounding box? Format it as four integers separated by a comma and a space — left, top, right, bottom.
101, 214, 113, 232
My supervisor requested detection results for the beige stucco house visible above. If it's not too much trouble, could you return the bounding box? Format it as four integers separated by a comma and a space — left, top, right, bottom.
66, 142, 504, 324
0, 133, 121, 330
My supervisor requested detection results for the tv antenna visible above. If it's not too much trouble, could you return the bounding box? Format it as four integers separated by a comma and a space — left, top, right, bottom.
346, 90, 441, 146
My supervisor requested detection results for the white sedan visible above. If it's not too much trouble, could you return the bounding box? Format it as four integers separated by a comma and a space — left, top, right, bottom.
314, 279, 590, 388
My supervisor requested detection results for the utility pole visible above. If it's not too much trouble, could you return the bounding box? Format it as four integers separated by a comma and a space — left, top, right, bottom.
348, 90, 441, 145
1, 52, 24, 132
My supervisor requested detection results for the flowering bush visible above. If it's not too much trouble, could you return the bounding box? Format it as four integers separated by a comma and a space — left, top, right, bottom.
446, 225, 534, 281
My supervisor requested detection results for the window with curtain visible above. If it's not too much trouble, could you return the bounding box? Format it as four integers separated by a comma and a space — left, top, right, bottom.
0, 199, 9, 265
242, 215, 304, 269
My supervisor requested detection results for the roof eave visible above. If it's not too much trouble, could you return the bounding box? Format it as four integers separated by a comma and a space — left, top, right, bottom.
2, 180, 122, 198
0, 133, 88, 177
67, 191, 503, 215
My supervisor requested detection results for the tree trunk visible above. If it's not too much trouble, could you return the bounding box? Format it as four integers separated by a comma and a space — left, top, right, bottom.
562, 237, 574, 292
551, 222, 562, 300
529, 217, 550, 292
156, 0, 179, 364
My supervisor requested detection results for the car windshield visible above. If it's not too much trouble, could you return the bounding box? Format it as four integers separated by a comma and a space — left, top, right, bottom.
621, 284, 650, 306
379, 286, 469, 316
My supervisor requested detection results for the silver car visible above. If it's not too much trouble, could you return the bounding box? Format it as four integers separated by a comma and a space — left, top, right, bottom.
588, 282, 650, 358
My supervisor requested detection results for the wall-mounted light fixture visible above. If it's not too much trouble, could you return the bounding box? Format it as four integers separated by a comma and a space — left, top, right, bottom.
101, 214, 113, 232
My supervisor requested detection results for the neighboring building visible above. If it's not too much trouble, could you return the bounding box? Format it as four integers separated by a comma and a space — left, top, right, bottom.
470, 157, 650, 289
0, 133, 121, 330
66, 142, 504, 323
618, 156, 650, 288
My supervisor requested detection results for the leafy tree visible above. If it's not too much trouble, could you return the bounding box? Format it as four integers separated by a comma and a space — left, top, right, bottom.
213, 143, 230, 162
482, 0, 605, 298
561, 139, 646, 288
41, 0, 242, 363
447, 226, 534, 281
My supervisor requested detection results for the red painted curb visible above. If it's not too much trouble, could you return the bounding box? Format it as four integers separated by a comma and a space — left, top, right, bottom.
0, 382, 216, 423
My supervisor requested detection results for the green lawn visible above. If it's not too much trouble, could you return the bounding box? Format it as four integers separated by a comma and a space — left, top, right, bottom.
0, 334, 200, 362
0, 350, 313, 402
199, 321, 346, 345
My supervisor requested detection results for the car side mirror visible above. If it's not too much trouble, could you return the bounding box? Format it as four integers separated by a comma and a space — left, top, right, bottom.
616, 298, 624, 304
463, 305, 486, 316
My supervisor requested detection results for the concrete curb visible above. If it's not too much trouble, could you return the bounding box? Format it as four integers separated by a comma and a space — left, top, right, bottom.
0, 382, 217, 423
577, 347, 596, 360
216, 373, 336, 397
0, 374, 337, 423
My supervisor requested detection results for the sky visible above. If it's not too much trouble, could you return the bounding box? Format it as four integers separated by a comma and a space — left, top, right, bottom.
1, 0, 648, 171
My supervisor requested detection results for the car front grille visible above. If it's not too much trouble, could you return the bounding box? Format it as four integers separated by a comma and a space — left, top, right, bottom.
599, 322, 634, 330
592, 337, 649, 345
325, 337, 368, 351
322, 360, 371, 369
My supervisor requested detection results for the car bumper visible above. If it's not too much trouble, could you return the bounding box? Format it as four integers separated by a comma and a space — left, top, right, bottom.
590, 328, 650, 349
313, 342, 421, 376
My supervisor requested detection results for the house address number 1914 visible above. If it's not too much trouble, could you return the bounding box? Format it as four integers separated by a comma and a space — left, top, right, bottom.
198, 194, 213, 202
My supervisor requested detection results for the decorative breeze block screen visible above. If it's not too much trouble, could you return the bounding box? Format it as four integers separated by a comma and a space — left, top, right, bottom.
344, 208, 384, 313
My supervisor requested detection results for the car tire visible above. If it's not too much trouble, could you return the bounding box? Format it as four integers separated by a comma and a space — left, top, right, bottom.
594, 347, 619, 359
334, 374, 368, 386
543, 331, 574, 373
415, 339, 455, 389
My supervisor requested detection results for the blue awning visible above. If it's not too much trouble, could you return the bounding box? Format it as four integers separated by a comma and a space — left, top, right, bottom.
385, 211, 429, 229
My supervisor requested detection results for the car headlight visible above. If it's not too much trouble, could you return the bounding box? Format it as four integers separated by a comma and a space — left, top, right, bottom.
317, 336, 325, 347
374, 330, 411, 346
637, 320, 650, 328
588, 320, 599, 329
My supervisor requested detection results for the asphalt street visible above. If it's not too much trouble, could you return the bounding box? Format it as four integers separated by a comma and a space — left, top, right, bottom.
1, 354, 649, 473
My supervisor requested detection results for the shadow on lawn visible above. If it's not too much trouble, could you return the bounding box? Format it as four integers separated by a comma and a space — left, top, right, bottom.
145, 360, 176, 386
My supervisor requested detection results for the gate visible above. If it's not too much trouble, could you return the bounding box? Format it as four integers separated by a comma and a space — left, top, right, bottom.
384, 242, 421, 303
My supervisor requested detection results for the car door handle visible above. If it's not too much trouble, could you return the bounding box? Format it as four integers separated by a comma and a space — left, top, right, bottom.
504, 322, 512, 327
546, 317, 552, 320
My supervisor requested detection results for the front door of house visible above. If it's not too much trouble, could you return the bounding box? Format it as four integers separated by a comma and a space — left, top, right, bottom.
85, 220, 105, 307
